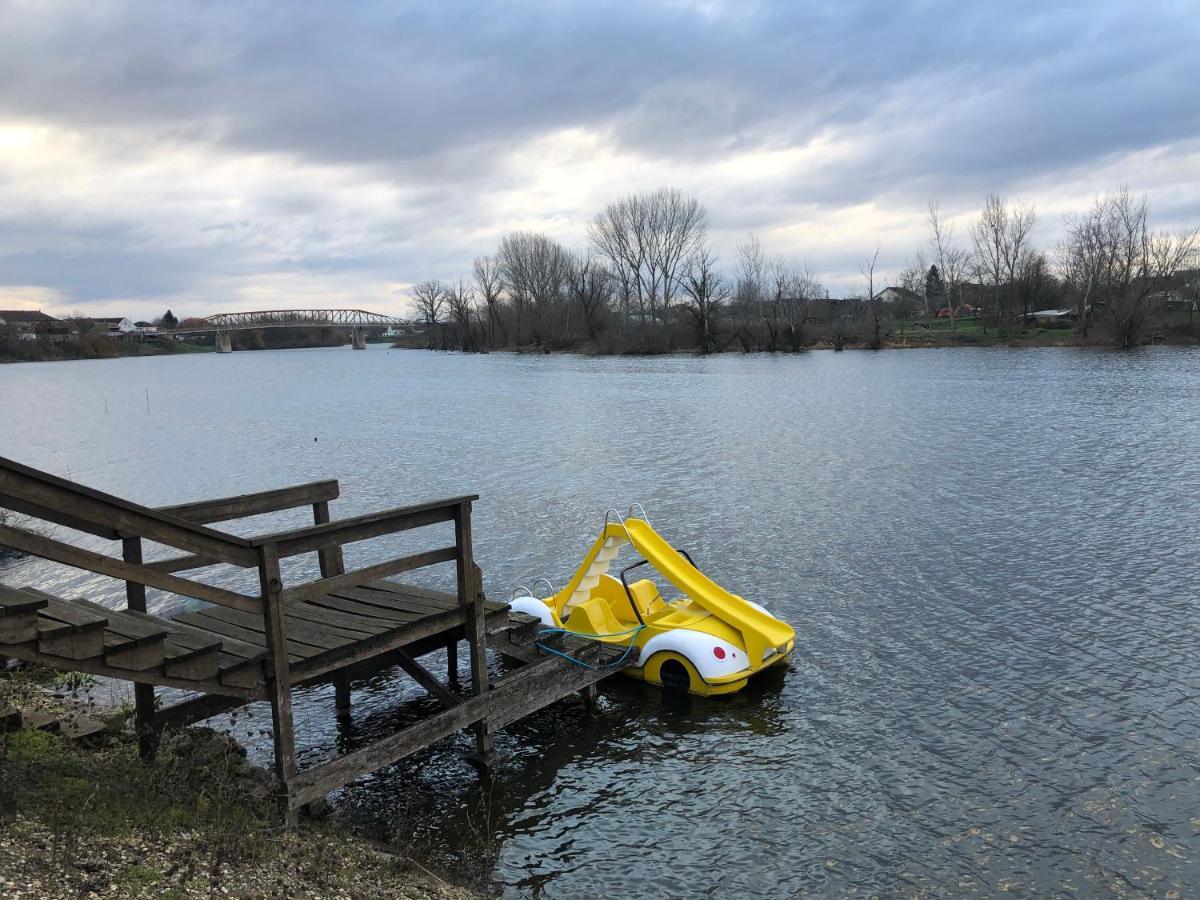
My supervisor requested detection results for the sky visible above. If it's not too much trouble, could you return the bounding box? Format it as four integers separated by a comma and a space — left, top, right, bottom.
0, 0, 1198, 320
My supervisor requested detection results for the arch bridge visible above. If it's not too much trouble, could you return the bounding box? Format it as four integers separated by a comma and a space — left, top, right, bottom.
168, 309, 404, 352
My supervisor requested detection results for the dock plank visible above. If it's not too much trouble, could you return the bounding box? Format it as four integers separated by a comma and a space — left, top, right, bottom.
371, 579, 508, 613
331, 585, 458, 618
0, 583, 47, 615
307, 593, 422, 626
283, 600, 397, 637
31, 594, 108, 632
171, 610, 314, 663
0, 584, 44, 643
201, 604, 362, 651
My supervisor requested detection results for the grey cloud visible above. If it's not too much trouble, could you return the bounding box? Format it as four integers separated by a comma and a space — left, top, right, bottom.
0, 0, 1198, 312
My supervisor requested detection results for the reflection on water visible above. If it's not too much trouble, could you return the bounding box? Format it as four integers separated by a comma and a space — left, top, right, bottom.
3, 345, 1200, 896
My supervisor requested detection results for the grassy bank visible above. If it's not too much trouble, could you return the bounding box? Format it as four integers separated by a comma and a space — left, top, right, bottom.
0, 338, 211, 365
0, 673, 476, 899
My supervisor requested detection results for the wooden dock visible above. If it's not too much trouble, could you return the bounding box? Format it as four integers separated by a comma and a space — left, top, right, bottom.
0, 456, 623, 823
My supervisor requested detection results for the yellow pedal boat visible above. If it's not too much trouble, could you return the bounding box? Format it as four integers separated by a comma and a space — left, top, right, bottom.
509, 509, 795, 696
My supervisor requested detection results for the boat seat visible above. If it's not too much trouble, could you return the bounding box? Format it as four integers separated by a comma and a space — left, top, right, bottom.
565, 596, 629, 638
596, 577, 665, 625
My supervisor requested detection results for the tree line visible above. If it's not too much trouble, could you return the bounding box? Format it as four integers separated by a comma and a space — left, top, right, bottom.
404, 186, 1199, 353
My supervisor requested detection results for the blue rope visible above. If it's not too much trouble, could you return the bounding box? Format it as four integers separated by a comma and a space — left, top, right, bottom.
535, 624, 645, 670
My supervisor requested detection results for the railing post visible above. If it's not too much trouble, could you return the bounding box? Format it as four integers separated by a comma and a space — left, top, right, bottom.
313, 500, 352, 714
122, 536, 158, 760
312, 500, 345, 579
259, 542, 298, 825
455, 501, 492, 760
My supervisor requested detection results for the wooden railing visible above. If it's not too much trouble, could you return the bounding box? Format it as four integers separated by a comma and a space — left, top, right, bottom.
0, 455, 490, 819
0, 455, 476, 623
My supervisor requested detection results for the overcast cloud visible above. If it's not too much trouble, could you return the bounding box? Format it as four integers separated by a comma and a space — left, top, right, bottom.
1, 0, 1198, 318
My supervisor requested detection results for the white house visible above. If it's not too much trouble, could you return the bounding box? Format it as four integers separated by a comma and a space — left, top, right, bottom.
872, 286, 924, 306
92, 317, 138, 335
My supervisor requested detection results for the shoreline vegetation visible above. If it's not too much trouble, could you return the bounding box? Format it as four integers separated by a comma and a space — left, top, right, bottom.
0, 326, 349, 364
0, 668, 479, 898
401, 185, 1198, 356
6, 186, 1197, 364
392, 316, 1200, 356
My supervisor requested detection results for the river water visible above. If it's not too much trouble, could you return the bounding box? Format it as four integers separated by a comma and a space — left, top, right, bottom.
2, 345, 1199, 897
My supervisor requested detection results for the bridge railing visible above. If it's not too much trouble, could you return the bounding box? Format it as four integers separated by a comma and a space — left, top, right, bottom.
163, 308, 405, 333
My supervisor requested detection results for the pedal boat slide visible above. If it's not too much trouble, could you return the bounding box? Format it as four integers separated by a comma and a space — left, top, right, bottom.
509, 509, 795, 696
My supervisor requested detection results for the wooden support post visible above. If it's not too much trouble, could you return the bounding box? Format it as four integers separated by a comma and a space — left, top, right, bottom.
314, 499, 349, 722
446, 637, 459, 686
580, 683, 599, 709
312, 500, 345, 579
455, 503, 493, 761
334, 673, 352, 716
259, 543, 298, 826
122, 536, 158, 760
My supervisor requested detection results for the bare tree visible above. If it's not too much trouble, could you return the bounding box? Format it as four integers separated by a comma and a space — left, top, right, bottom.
566, 253, 613, 342
588, 188, 708, 344
928, 201, 971, 332
860, 244, 883, 349
680, 249, 727, 352
969, 194, 1008, 319
764, 255, 789, 352
1003, 201, 1038, 318
498, 231, 570, 345
1015, 249, 1051, 323
410, 280, 446, 347
472, 254, 506, 347
784, 263, 825, 351
444, 279, 476, 351
1059, 187, 1199, 346
734, 233, 766, 349
898, 249, 929, 310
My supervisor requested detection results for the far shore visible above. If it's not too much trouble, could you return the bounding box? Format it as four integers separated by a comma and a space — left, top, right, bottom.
5, 324, 1198, 364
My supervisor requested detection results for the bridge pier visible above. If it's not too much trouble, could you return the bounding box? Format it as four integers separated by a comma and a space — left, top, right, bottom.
351, 327, 367, 350
215, 331, 232, 353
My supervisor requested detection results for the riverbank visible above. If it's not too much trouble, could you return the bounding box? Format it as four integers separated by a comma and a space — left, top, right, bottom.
1, 327, 354, 364
0, 671, 477, 899
0, 339, 210, 365
395, 321, 1198, 355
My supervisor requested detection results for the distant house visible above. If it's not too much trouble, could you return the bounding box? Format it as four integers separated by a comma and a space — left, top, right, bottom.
91, 316, 138, 336
134, 321, 158, 334
384, 323, 426, 337
0, 309, 59, 342
873, 286, 922, 306
1030, 308, 1076, 324
872, 286, 925, 316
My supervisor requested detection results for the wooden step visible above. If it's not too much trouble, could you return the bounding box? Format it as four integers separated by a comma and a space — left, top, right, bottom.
497, 611, 541, 646
25, 590, 107, 660
60, 715, 109, 744
158, 616, 256, 683
158, 612, 268, 689
24, 590, 167, 671
23, 710, 60, 733
0, 583, 46, 644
